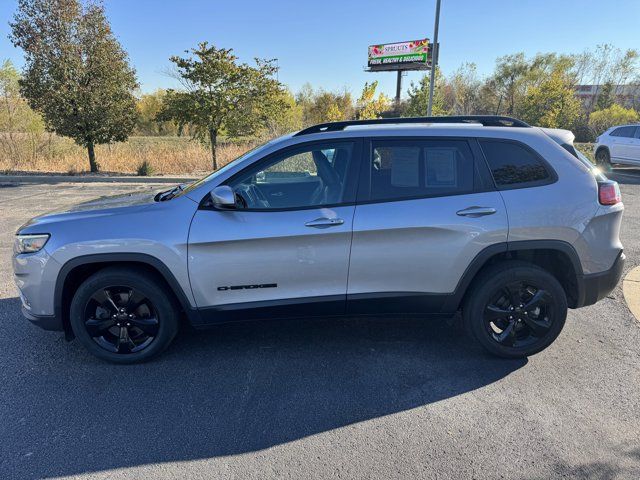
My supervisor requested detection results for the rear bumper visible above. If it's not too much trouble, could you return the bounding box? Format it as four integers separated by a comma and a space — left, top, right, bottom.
576, 250, 625, 308
22, 306, 63, 331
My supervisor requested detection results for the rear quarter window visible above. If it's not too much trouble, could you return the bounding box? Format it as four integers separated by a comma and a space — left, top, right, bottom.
479, 139, 554, 189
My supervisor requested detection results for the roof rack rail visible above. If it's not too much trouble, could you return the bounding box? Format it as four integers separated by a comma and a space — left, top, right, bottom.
294, 115, 531, 136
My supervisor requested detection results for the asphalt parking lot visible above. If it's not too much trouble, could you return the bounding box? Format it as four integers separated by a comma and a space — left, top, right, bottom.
1, 175, 639, 480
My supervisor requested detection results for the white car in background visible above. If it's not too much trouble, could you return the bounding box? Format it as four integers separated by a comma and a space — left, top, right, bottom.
594, 124, 640, 168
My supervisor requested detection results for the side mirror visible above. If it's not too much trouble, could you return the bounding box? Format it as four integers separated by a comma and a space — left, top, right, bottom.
209, 185, 236, 209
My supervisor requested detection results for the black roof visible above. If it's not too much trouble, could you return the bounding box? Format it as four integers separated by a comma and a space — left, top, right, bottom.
294, 115, 531, 136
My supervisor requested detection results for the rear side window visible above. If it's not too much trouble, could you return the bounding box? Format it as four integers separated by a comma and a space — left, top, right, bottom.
368, 140, 475, 202
610, 126, 637, 138
479, 140, 552, 188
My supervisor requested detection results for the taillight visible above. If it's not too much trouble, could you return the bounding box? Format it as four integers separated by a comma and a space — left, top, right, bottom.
598, 181, 621, 205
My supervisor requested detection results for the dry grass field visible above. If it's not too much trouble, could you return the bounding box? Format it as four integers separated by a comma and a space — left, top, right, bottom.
0, 134, 258, 175
0, 133, 597, 176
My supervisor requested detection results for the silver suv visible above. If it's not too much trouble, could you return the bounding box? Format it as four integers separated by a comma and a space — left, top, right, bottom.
13, 116, 625, 363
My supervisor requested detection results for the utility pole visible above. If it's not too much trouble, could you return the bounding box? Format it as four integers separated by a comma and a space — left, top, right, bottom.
395, 70, 403, 114
427, 0, 441, 116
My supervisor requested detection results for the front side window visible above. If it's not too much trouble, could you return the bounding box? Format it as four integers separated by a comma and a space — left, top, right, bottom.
369, 140, 475, 202
479, 140, 552, 187
228, 142, 354, 209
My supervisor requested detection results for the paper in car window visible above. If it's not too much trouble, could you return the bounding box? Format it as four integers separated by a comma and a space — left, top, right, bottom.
426, 148, 457, 186
390, 147, 420, 187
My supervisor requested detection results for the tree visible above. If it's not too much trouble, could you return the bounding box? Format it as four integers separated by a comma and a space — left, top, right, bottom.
594, 82, 615, 111
356, 81, 390, 120
135, 90, 178, 136
0, 59, 47, 165
296, 85, 354, 126
263, 90, 303, 137
572, 45, 640, 113
159, 43, 288, 170
10, 0, 139, 172
491, 53, 530, 115
588, 104, 639, 137
518, 72, 582, 129
448, 63, 482, 115
404, 69, 449, 117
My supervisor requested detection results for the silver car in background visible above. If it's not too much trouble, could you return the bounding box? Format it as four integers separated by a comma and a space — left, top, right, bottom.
13, 116, 625, 363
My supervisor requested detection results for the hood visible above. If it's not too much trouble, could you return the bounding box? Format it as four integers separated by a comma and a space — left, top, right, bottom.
18, 189, 160, 232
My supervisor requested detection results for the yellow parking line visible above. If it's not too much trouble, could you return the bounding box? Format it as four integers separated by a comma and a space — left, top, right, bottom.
622, 266, 640, 322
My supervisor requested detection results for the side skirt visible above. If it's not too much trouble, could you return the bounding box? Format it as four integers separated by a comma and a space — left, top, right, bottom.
192, 292, 455, 327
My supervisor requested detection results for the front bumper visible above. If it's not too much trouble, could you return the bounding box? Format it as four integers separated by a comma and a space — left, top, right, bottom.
14, 248, 60, 328
22, 306, 63, 331
576, 250, 625, 308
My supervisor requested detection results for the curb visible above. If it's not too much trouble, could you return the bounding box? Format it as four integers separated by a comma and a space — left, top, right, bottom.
622, 266, 640, 323
0, 175, 199, 185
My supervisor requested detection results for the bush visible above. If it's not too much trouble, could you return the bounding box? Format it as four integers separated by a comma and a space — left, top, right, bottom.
136, 160, 154, 176
588, 104, 639, 138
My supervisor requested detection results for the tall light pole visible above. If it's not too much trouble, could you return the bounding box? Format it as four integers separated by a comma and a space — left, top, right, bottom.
427, 0, 441, 116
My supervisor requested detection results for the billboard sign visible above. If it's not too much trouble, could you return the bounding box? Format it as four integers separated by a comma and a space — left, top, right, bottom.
368, 39, 430, 68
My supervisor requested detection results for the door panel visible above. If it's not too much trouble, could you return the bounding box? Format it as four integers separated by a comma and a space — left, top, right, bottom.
610, 126, 637, 160
630, 128, 640, 163
347, 137, 508, 315
347, 192, 508, 310
188, 206, 355, 313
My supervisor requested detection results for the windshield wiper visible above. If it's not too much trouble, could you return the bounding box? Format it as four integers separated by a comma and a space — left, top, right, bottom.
155, 184, 185, 202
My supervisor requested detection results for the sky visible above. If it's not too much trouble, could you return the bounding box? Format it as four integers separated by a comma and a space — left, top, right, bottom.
1, 0, 639, 99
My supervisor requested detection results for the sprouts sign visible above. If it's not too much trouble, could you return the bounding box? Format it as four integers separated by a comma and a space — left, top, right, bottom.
368, 39, 430, 68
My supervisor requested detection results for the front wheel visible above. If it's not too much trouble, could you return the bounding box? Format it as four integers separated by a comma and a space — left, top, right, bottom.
70, 267, 179, 364
463, 261, 567, 358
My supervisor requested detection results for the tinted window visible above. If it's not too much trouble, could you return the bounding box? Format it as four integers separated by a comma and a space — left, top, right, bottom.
611, 126, 637, 138
480, 140, 551, 187
369, 140, 475, 201
228, 142, 354, 209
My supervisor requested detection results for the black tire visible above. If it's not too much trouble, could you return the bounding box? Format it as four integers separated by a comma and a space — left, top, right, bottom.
595, 147, 611, 170
70, 267, 179, 364
463, 261, 567, 359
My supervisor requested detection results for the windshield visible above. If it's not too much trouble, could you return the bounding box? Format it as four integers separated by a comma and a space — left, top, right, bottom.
175, 140, 275, 197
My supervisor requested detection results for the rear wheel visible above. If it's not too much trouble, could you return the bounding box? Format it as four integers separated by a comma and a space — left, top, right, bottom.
595, 148, 611, 170
463, 261, 567, 358
70, 267, 179, 364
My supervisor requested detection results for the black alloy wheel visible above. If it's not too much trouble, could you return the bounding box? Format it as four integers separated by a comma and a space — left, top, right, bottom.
464, 261, 568, 358
84, 286, 159, 354
70, 267, 179, 363
483, 281, 554, 348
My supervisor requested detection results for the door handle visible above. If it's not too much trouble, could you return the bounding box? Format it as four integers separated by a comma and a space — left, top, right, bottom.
305, 217, 345, 228
456, 206, 497, 218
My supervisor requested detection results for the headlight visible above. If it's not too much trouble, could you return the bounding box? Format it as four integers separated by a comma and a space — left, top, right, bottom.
14, 234, 50, 254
